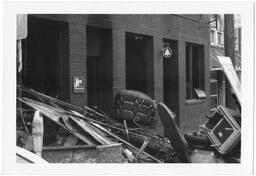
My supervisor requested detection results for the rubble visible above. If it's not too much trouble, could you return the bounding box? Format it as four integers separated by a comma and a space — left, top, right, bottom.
16, 85, 172, 163
157, 102, 241, 163
17, 60, 241, 164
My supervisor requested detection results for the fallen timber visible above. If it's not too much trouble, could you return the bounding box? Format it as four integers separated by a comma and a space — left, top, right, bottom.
17, 85, 172, 163
18, 85, 108, 120
17, 85, 173, 153
90, 122, 162, 163
18, 97, 161, 162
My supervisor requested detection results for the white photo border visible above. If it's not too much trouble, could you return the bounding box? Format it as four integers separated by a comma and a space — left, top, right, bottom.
2, 1, 254, 175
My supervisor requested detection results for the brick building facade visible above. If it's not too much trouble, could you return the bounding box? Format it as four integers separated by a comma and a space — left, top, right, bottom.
21, 14, 211, 133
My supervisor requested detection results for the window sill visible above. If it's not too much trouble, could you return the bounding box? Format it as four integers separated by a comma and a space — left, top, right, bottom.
210, 45, 224, 49
186, 99, 205, 105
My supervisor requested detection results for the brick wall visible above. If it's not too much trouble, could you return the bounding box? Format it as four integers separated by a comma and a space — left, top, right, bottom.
29, 14, 210, 132
32, 15, 88, 106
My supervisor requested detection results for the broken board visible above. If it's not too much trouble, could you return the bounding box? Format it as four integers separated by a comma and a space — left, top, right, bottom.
217, 56, 241, 105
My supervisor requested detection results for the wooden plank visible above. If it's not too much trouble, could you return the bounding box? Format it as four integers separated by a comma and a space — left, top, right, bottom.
18, 97, 172, 152
123, 120, 130, 141
59, 117, 97, 145
16, 146, 48, 163
18, 98, 97, 145
19, 97, 115, 145
217, 56, 241, 104
90, 122, 162, 163
68, 116, 113, 145
17, 85, 107, 119
134, 137, 150, 162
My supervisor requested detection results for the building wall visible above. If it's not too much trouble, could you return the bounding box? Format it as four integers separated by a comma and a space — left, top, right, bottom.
29, 14, 210, 133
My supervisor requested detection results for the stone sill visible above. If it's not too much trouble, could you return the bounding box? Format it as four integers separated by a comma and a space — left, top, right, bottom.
186, 99, 205, 105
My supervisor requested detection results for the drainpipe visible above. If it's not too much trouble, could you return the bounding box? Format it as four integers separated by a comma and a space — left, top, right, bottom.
224, 14, 235, 109
224, 14, 235, 66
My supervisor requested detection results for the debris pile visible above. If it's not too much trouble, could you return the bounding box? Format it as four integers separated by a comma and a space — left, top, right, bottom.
17, 55, 242, 164
16, 85, 174, 163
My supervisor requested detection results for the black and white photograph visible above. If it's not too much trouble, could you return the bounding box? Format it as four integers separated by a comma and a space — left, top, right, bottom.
1, 1, 255, 175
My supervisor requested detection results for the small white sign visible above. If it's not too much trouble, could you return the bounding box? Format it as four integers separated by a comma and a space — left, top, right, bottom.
162, 47, 172, 58
73, 76, 85, 93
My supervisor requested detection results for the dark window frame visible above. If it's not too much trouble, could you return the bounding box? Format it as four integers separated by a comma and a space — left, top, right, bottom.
185, 42, 205, 100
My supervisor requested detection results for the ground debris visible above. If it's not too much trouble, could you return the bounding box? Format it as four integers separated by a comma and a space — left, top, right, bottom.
17, 85, 174, 163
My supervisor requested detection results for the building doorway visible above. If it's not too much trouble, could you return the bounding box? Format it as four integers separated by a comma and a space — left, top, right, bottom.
163, 39, 179, 121
22, 16, 69, 100
86, 26, 113, 112
87, 56, 101, 107
125, 33, 154, 96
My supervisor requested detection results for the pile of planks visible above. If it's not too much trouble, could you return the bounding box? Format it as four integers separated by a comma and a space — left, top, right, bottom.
16, 85, 174, 163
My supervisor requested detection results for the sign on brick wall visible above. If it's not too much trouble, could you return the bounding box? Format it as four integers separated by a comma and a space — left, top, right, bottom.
162, 47, 173, 58
73, 76, 85, 93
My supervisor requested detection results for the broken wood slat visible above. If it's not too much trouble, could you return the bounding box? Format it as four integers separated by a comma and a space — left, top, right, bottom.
18, 97, 64, 122
89, 122, 162, 163
19, 97, 113, 145
20, 97, 162, 147
18, 98, 105, 145
21, 97, 114, 145
21, 97, 97, 125
115, 131, 172, 152
21, 96, 125, 134
217, 56, 241, 104
22, 97, 70, 115
134, 137, 150, 162
17, 85, 107, 119
18, 109, 29, 134
19, 98, 96, 145
58, 117, 96, 145
48, 101, 66, 111
67, 115, 172, 152
20, 90, 107, 123
123, 120, 130, 141
19, 97, 172, 153
18, 89, 172, 154
73, 117, 172, 152
70, 110, 85, 118
16, 146, 48, 163
68, 116, 113, 145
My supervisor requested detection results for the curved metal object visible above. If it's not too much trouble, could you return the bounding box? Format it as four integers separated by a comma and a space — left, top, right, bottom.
157, 102, 191, 163
113, 89, 157, 127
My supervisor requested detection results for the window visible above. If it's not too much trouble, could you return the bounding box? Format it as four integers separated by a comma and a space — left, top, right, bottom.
210, 30, 216, 45
210, 78, 218, 110
210, 14, 224, 47
209, 15, 216, 28
186, 43, 205, 100
216, 15, 223, 31
210, 30, 224, 47
217, 31, 223, 46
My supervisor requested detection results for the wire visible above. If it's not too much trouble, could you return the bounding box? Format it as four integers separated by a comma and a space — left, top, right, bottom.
19, 109, 29, 134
